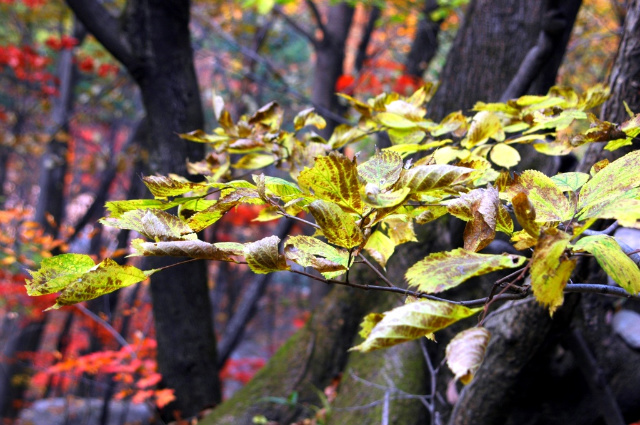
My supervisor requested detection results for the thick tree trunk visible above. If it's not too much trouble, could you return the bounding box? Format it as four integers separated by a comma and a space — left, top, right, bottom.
65, 0, 220, 419
429, 0, 581, 120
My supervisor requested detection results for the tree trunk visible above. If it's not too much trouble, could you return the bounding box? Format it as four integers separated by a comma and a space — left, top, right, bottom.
311, 2, 355, 137
405, 0, 442, 78
65, 0, 220, 419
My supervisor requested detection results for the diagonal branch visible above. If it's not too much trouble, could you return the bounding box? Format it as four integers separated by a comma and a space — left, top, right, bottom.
65, 0, 134, 69
305, 0, 327, 40
274, 5, 319, 47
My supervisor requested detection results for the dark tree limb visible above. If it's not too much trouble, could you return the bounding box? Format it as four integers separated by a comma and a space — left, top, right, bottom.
64, 0, 133, 69
405, 0, 442, 78
274, 6, 318, 46
306, 0, 327, 40
355, 6, 380, 72
563, 329, 626, 425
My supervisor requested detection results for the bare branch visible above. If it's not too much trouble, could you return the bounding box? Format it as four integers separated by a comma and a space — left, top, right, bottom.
65, 0, 134, 69
273, 5, 318, 46
305, 0, 327, 40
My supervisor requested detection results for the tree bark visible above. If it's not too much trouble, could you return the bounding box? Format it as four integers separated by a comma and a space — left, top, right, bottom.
405, 0, 442, 78
65, 0, 220, 419
311, 2, 355, 137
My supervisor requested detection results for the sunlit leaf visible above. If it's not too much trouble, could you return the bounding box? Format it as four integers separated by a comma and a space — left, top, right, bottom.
350, 300, 481, 352
489, 143, 520, 168
233, 153, 275, 170
105, 199, 182, 219
530, 228, 575, 315
504, 170, 573, 222
25, 254, 96, 296
187, 188, 263, 232
572, 235, 640, 295
406, 248, 526, 293
308, 200, 363, 248
130, 238, 240, 262
101, 209, 196, 241
512, 192, 540, 237
551, 172, 590, 192
463, 111, 504, 148
357, 150, 403, 190
143, 176, 206, 199
244, 235, 289, 274
376, 112, 419, 129
294, 108, 326, 131
298, 152, 363, 213
382, 217, 418, 246
446, 327, 491, 385
397, 164, 474, 194
578, 150, 640, 220
284, 235, 349, 278
358, 313, 385, 340
364, 230, 395, 268
327, 124, 368, 149
364, 186, 410, 208
27, 257, 150, 310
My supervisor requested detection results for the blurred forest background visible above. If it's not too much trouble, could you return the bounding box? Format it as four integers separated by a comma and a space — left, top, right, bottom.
0, 0, 636, 424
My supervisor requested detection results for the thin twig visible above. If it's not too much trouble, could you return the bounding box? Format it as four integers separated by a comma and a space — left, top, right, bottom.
358, 253, 395, 287
582, 221, 619, 236
305, 0, 327, 39
75, 304, 130, 350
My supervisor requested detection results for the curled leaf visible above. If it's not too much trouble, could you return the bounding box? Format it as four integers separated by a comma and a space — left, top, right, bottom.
446, 327, 491, 385
244, 235, 289, 274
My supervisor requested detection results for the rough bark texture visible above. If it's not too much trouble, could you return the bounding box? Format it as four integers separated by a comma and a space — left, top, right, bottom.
429, 0, 580, 120
311, 2, 354, 137
65, 0, 220, 418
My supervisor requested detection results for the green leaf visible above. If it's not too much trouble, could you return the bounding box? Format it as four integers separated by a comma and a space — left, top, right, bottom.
489, 143, 520, 168
504, 170, 573, 222
578, 150, 640, 219
284, 235, 349, 278
143, 175, 206, 199
130, 238, 240, 262
105, 199, 182, 219
397, 164, 474, 194
187, 188, 263, 232
308, 200, 363, 249
254, 175, 303, 200
298, 152, 363, 213
101, 209, 196, 241
530, 228, 575, 315
446, 187, 499, 252
406, 248, 526, 293
350, 300, 481, 352
294, 108, 326, 131
244, 236, 289, 274
364, 230, 395, 268
446, 327, 491, 385
357, 150, 403, 190
572, 235, 640, 295
25, 254, 96, 296
27, 258, 149, 310
551, 172, 590, 192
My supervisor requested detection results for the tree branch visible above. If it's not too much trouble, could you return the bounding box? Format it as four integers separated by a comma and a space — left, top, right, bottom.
65, 0, 134, 69
305, 0, 327, 41
273, 5, 318, 47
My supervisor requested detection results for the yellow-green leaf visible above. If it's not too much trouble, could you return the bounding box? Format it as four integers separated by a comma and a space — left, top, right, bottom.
397, 164, 474, 194
130, 238, 240, 262
27, 258, 149, 310
308, 200, 363, 248
327, 124, 368, 149
25, 254, 96, 296
294, 108, 326, 131
504, 170, 572, 222
364, 230, 395, 268
376, 112, 419, 129
101, 209, 196, 241
572, 235, 640, 295
578, 150, 640, 219
530, 228, 575, 315
358, 313, 386, 340
364, 186, 410, 208
284, 235, 349, 278
446, 327, 491, 385
489, 143, 520, 168
551, 172, 590, 192
233, 153, 275, 170
382, 217, 418, 246
187, 188, 263, 232
406, 248, 526, 293
105, 199, 181, 219
143, 176, 206, 199
298, 152, 363, 214
244, 235, 289, 274
350, 300, 481, 352
463, 111, 504, 148
357, 150, 403, 190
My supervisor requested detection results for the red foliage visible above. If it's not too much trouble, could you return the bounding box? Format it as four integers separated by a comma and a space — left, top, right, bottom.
220, 357, 266, 385
77, 56, 94, 73
336, 74, 356, 94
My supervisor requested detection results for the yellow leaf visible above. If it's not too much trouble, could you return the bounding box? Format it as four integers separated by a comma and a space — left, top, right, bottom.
446, 327, 491, 385
489, 143, 521, 168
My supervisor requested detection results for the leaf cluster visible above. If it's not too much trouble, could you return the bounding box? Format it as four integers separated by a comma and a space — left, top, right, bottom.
26, 84, 640, 384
